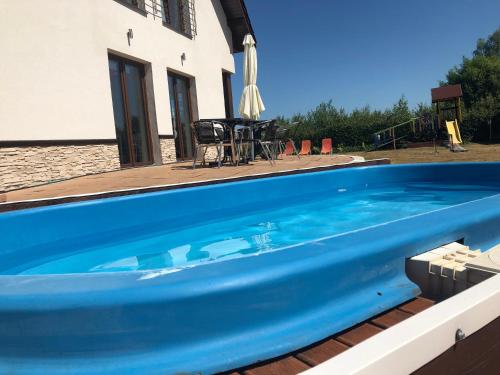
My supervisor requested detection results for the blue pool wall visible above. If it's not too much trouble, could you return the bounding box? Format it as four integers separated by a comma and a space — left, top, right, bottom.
2, 162, 500, 271
0, 162, 499, 374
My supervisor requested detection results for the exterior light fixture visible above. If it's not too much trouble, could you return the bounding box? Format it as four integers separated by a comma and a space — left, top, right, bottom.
127, 28, 134, 45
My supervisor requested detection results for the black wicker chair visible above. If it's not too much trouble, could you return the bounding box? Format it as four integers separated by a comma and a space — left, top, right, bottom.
235, 120, 278, 166
192, 121, 233, 169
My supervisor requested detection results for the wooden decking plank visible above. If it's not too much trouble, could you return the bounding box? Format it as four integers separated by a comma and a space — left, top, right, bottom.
295, 339, 350, 366
371, 308, 413, 329
243, 356, 310, 375
335, 323, 384, 346
398, 297, 435, 315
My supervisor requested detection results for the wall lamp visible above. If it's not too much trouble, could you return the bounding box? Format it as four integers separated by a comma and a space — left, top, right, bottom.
127, 28, 134, 46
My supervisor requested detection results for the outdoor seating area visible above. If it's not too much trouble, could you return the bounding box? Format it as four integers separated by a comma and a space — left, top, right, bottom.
191, 118, 339, 168
192, 118, 287, 167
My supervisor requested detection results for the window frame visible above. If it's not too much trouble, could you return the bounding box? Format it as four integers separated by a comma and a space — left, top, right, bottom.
113, 0, 147, 16
162, 0, 193, 39
108, 54, 154, 167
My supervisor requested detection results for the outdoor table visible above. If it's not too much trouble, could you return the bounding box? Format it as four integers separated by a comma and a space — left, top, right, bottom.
198, 118, 262, 164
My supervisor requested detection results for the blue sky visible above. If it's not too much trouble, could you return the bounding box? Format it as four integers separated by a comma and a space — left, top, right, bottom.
232, 0, 500, 119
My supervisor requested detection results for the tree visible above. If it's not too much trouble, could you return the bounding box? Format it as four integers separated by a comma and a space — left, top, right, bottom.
469, 95, 500, 140
444, 27, 500, 141
282, 95, 432, 150
446, 55, 500, 108
474, 27, 500, 57
390, 96, 412, 124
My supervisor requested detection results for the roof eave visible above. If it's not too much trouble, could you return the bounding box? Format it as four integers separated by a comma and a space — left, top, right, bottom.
220, 0, 256, 53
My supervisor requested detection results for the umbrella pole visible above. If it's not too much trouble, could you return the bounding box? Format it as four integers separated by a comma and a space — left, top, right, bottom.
251, 129, 255, 160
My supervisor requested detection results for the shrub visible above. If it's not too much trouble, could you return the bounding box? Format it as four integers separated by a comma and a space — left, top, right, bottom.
282, 97, 432, 149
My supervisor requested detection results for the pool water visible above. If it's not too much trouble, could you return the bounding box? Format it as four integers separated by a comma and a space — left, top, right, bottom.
13, 183, 500, 275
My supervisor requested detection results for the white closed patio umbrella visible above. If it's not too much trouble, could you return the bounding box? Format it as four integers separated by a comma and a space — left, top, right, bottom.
238, 34, 265, 160
239, 34, 265, 119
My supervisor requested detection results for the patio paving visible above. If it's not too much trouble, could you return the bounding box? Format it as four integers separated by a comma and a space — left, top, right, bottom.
0, 155, 388, 210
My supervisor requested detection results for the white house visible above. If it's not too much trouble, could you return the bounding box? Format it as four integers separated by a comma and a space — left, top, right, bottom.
0, 0, 255, 191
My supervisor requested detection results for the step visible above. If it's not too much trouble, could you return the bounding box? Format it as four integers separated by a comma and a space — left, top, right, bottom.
407, 242, 499, 299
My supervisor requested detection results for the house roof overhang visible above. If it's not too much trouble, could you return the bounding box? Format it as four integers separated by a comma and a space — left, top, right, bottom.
220, 0, 256, 53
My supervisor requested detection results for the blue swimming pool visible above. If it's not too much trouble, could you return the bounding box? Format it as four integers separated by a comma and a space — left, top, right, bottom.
8, 182, 500, 275
1, 163, 500, 374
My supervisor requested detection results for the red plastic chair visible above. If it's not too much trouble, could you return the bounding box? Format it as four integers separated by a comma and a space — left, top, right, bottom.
284, 140, 295, 156
321, 138, 333, 155
278, 140, 300, 159
299, 140, 312, 155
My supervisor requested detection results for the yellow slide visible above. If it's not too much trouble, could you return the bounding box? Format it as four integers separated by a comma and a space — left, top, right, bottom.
446, 119, 466, 152
446, 119, 463, 145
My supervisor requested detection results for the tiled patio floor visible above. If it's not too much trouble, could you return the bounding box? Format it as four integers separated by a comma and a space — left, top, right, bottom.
0, 155, 388, 209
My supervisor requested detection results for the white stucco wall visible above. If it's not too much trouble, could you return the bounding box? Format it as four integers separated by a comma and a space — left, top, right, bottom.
0, 0, 235, 141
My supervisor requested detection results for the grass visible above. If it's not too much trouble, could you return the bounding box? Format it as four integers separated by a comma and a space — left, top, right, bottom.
349, 143, 500, 164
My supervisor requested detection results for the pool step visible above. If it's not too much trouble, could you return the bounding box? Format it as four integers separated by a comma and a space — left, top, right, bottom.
406, 242, 499, 299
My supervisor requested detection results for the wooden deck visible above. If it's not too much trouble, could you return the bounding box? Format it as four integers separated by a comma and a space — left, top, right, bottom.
0, 156, 389, 212
223, 297, 435, 375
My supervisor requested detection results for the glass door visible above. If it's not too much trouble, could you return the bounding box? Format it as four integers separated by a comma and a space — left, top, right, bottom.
168, 73, 194, 160
108, 55, 152, 166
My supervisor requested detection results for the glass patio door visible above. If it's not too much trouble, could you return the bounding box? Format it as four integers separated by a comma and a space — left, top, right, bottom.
168, 73, 194, 160
109, 55, 152, 166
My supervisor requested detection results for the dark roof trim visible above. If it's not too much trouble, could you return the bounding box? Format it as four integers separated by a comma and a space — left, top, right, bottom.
219, 0, 256, 53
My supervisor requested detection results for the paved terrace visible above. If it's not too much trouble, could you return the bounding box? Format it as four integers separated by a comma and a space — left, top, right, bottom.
0, 155, 388, 211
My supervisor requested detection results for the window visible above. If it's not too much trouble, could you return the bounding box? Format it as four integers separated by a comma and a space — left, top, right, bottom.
222, 72, 234, 118
162, 0, 193, 36
118, 0, 146, 11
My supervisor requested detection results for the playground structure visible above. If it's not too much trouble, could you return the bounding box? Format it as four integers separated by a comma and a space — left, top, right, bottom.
372, 117, 433, 150
432, 84, 463, 126
432, 84, 466, 152
372, 84, 465, 151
